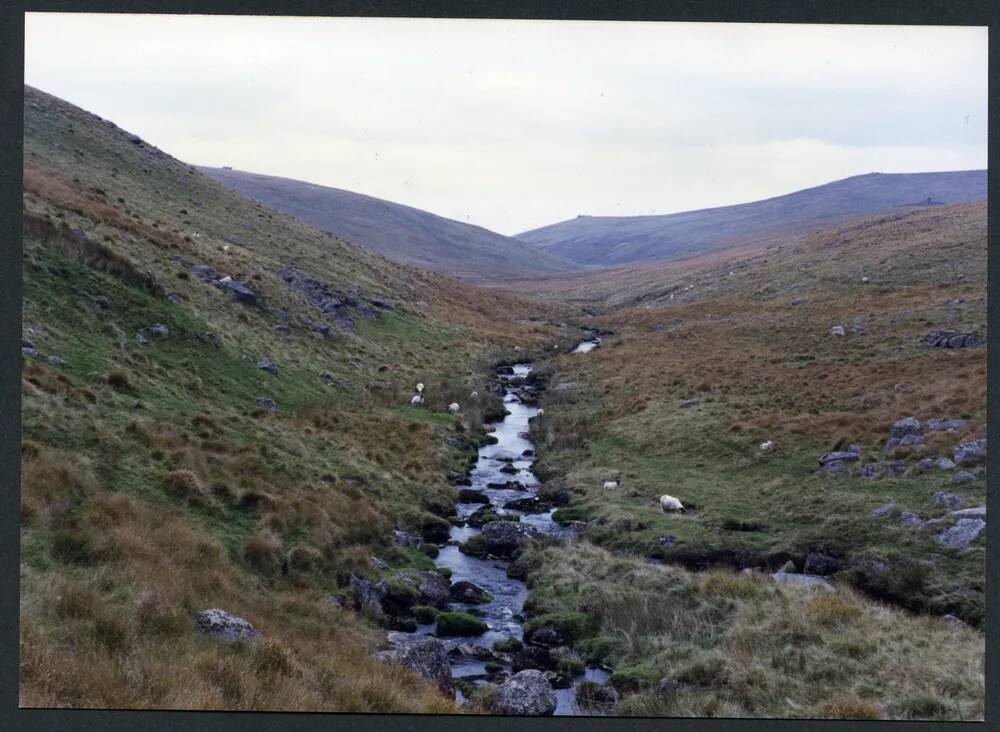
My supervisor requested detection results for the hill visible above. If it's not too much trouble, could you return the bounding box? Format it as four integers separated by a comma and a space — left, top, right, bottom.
19, 84, 576, 711
198, 166, 575, 281
516, 170, 987, 267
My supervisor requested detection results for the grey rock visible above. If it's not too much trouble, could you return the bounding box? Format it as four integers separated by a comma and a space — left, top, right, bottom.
256, 359, 279, 375
21, 338, 34, 351
493, 669, 557, 715
417, 571, 451, 609
777, 560, 797, 574
392, 530, 422, 549
481, 520, 536, 558
375, 637, 452, 693
218, 277, 257, 305
256, 397, 278, 412
190, 264, 218, 280
803, 552, 843, 576
311, 322, 332, 337
656, 678, 681, 698
817, 459, 851, 476
771, 571, 835, 592
829, 325, 846, 337
46, 355, 66, 366
926, 418, 969, 433
135, 332, 150, 345
953, 439, 986, 467
819, 446, 862, 466
680, 398, 702, 408
193, 608, 259, 641
274, 324, 291, 334
350, 575, 387, 622
923, 330, 985, 349
859, 462, 883, 478
933, 491, 964, 509
149, 323, 169, 338
936, 457, 957, 470
449, 580, 491, 604
94, 295, 113, 311
950, 470, 978, 484
457, 488, 489, 504
935, 518, 986, 549
886, 417, 923, 452
914, 457, 936, 473
949, 506, 986, 519
899, 512, 923, 527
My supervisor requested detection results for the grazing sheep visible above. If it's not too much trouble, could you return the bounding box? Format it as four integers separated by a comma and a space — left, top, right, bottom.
448, 402, 460, 413
861, 276, 869, 284
410, 395, 423, 406
536, 409, 545, 416
222, 244, 230, 253
659, 494, 685, 513
416, 383, 424, 393
470, 390, 479, 399
603, 480, 619, 491
759, 440, 774, 451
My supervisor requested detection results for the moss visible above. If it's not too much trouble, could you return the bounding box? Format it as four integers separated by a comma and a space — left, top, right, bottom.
610, 662, 661, 692
436, 611, 488, 637
411, 605, 439, 624
523, 611, 594, 645
459, 534, 488, 557
492, 636, 523, 653
552, 506, 590, 524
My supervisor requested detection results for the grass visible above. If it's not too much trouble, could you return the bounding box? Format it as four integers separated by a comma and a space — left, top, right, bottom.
520, 543, 984, 720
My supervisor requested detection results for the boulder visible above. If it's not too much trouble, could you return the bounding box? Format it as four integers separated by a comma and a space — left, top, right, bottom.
926, 419, 969, 433
350, 575, 387, 623
417, 571, 452, 609
392, 530, 422, 548
46, 355, 66, 366
899, 512, 923, 527
503, 496, 551, 514
218, 277, 258, 305
818, 445, 862, 466
375, 637, 452, 693
933, 491, 964, 509
949, 506, 985, 519
953, 439, 986, 467
886, 417, 923, 452
190, 264, 218, 280
499, 463, 519, 475
457, 488, 490, 504
193, 608, 260, 641
481, 520, 536, 558
950, 470, 978, 484
935, 519, 986, 549
829, 325, 846, 337
256, 397, 278, 412
493, 670, 557, 715
257, 359, 279, 375
936, 457, 957, 471
449, 580, 491, 604
923, 330, 985, 349
149, 323, 170, 338
435, 611, 488, 636
803, 552, 843, 576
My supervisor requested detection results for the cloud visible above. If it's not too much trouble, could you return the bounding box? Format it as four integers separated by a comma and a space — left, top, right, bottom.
25, 14, 987, 235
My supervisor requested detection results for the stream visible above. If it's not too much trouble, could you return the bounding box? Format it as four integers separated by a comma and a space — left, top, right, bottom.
390, 342, 606, 714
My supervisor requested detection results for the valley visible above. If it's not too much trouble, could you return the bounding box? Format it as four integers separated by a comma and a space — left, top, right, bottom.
18, 85, 986, 720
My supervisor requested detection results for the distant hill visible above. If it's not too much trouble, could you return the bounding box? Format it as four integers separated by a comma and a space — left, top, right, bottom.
515, 170, 987, 266
198, 166, 575, 280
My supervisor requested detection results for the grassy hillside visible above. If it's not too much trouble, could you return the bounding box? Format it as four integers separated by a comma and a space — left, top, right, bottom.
516, 171, 986, 267
198, 166, 576, 281
18, 84, 570, 710
511, 201, 985, 718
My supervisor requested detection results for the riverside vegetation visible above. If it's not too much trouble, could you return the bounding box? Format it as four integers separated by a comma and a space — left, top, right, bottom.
18, 85, 984, 719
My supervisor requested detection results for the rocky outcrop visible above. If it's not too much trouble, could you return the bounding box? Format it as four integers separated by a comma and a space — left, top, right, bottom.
953, 439, 986, 467
935, 519, 986, 549
886, 417, 923, 452
417, 571, 452, 610
193, 608, 260, 641
923, 330, 985, 349
493, 669, 557, 715
449, 580, 491, 604
375, 637, 453, 693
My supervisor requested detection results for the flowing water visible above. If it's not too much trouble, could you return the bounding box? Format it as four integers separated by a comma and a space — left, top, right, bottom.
392, 358, 609, 714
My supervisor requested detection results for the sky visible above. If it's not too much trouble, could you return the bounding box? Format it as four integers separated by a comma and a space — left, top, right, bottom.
24, 14, 988, 236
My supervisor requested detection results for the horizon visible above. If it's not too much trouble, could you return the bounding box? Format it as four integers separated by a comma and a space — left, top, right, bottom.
24, 14, 988, 235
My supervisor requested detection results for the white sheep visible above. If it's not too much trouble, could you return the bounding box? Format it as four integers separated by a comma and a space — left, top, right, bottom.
222, 244, 230, 253
659, 494, 685, 513
410, 395, 423, 406
536, 408, 545, 416
603, 480, 620, 491
448, 402, 460, 413
759, 440, 774, 451
470, 390, 479, 399
861, 276, 869, 284
416, 383, 424, 393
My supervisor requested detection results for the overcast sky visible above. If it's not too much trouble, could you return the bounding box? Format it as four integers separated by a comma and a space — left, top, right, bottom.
24, 14, 987, 235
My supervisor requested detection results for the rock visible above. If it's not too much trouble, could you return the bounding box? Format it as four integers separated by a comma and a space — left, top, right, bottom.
949, 506, 986, 519
135, 332, 150, 345
656, 678, 681, 698
817, 459, 851, 476
858, 462, 882, 479
457, 488, 489, 504
503, 496, 551, 514
311, 322, 332, 337
190, 264, 218, 280
350, 575, 387, 622
926, 418, 969, 433
803, 552, 843, 576
771, 571, 835, 592
522, 449, 534, 457
193, 608, 259, 641
680, 398, 702, 408
417, 571, 451, 609
886, 417, 923, 452
21, 337, 35, 351
256, 359, 278, 375
935, 518, 986, 549
149, 323, 169, 338
218, 277, 258, 305
449, 580, 491, 604
883, 460, 907, 477
452, 643, 495, 660
94, 295, 113, 311
526, 626, 563, 647
499, 463, 519, 475
950, 470, 978, 484
933, 491, 964, 509
936, 457, 957, 471
777, 560, 796, 574
829, 325, 846, 337
818, 445, 862, 466
46, 355, 66, 366
577, 680, 619, 708
899, 512, 923, 527
953, 439, 986, 467
256, 397, 278, 412
923, 330, 985, 349
481, 520, 536, 558
392, 530, 422, 548
375, 637, 452, 693
493, 670, 557, 715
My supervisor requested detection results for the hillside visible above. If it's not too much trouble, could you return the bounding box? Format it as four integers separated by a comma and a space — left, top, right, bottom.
198, 166, 575, 281
516, 170, 987, 267
19, 84, 578, 710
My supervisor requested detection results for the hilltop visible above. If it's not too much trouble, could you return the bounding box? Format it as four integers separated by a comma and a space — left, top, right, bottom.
516, 170, 986, 267
198, 166, 575, 281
